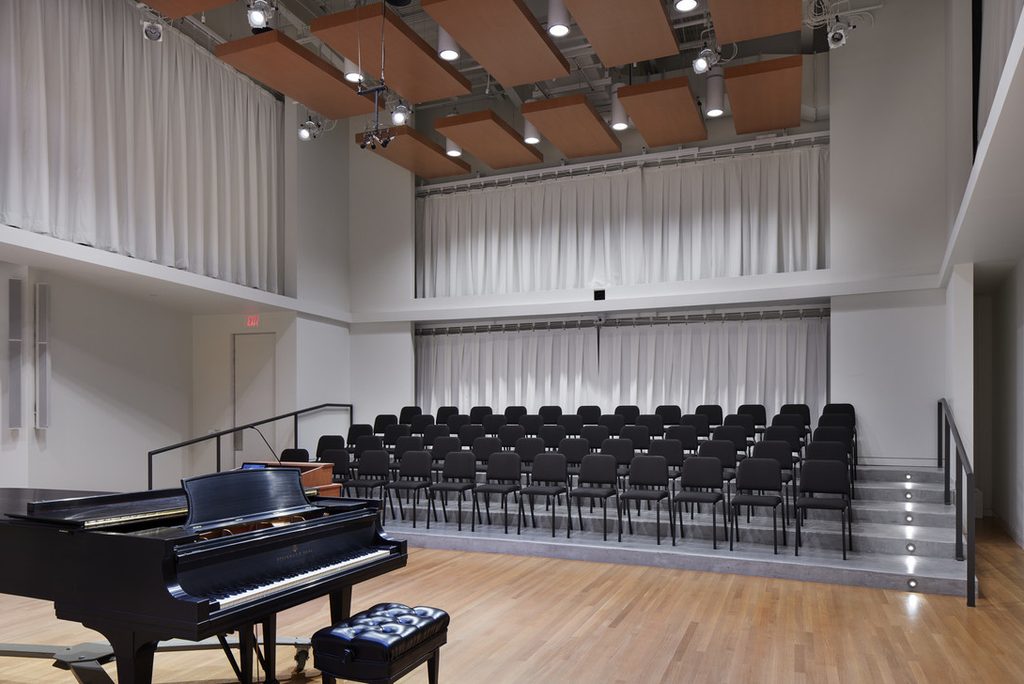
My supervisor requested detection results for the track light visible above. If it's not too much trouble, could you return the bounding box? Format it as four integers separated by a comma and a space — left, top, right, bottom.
437, 26, 459, 61
675, 0, 698, 10
445, 138, 462, 157
693, 46, 719, 75
704, 67, 724, 118
547, 0, 570, 37
343, 58, 364, 84
298, 118, 323, 141
246, 0, 275, 30
391, 103, 411, 126
523, 120, 540, 145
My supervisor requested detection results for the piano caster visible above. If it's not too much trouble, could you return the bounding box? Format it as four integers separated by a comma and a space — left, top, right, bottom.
294, 646, 310, 672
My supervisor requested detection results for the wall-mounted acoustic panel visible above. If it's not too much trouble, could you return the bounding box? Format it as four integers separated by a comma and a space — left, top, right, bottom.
522, 95, 621, 159
422, 0, 570, 88
7, 279, 22, 430
618, 77, 707, 148
724, 56, 804, 134
357, 126, 471, 179
143, 0, 233, 19
434, 110, 543, 169
563, 0, 678, 67
34, 283, 50, 430
707, 0, 802, 44
214, 30, 375, 120
311, 3, 471, 104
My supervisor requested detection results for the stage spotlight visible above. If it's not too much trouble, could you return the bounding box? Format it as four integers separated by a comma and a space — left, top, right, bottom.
693, 46, 719, 75
391, 103, 411, 126
828, 20, 850, 50
298, 118, 322, 141
246, 0, 275, 30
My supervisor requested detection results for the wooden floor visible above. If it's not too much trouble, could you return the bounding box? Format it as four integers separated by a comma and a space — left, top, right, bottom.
0, 521, 1022, 683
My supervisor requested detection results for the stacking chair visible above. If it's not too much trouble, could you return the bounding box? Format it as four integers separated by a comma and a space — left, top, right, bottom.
353, 435, 383, 460
601, 437, 636, 483
599, 413, 625, 437
752, 440, 795, 521
421, 424, 450, 448
474, 451, 522, 534
648, 439, 683, 494
764, 425, 803, 469
315, 435, 345, 462
818, 413, 858, 468
320, 449, 349, 485
398, 406, 422, 425
382, 423, 410, 448
806, 439, 855, 497
538, 424, 567, 450
614, 405, 640, 425
655, 405, 682, 426
346, 424, 374, 452
795, 459, 853, 560
620, 425, 651, 453
471, 436, 501, 474
504, 406, 528, 424
772, 413, 806, 441
680, 414, 711, 441
812, 425, 855, 476
730, 459, 786, 554
568, 454, 622, 541
392, 436, 423, 479
823, 403, 856, 418
780, 404, 811, 437
724, 414, 756, 449
515, 437, 546, 482
580, 424, 610, 452
621, 455, 674, 545
695, 404, 723, 428
518, 452, 571, 538
737, 404, 767, 434
384, 450, 432, 528
665, 425, 699, 456
409, 414, 434, 436
373, 414, 398, 435
429, 436, 462, 481
435, 406, 459, 426
446, 413, 471, 434
538, 405, 563, 424
469, 406, 493, 425
557, 414, 583, 437
427, 451, 477, 531
559, 437, 590, 483
280, 448, 309, 463
518, 414, 544, 437
498, 424, 526, 450
698, 440, 738, 513
458, 424, 485, 448
674, 457, 727, 549
576, 405, 602, 425
481, 413, 507, 436
713, 425, 749, 459
346, 450, 389, 509
636, 414, 665, 438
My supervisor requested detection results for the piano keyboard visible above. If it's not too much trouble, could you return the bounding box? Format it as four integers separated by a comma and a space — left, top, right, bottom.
212, 548, 391, 610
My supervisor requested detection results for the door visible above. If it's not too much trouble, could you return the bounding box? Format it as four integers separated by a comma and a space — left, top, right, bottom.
233, 332, 277, 467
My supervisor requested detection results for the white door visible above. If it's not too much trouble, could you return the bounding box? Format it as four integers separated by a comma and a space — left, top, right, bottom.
233, 332, 277, 466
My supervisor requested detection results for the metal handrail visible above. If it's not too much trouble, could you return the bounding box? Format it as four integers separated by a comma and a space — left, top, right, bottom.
937, 398, 976, 607
147, 403, 354, 490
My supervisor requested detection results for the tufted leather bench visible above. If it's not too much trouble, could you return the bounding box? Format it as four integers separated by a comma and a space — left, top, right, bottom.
312, 603, 450, 684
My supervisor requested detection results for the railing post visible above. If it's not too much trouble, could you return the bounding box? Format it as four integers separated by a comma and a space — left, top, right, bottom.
943, 419, 951, 505
216, 435, 222, 474
147, 452, 154, 491
955, 447, 964, 562
967, 470, 976, 607
936, 401, 942, 468
294, 414, 300, 450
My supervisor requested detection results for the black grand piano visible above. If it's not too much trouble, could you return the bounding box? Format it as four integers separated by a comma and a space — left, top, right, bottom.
0, 467, 407, 684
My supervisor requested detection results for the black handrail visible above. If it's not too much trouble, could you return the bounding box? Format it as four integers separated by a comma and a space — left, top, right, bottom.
147, 403, 353, 490
937, 398, 976, 607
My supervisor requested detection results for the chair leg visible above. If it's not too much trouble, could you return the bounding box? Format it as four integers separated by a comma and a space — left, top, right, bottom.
529, 494, 537, 528
616, 496, 623, 543
396, 488, 406, 520
655, 500, 661, 545
503, 494, 509, 534
517, 493, 524, 535
625, 496, 633, 535
602, 498, 608, 542
772, 507, 778, 555
729, 504, 735, 551
412, 489, 419, 529
439, 491, 448, 523
781, 503, 787, 545
576, 497, 584, 533
457, 494, 463, 532
566, 493, 572, 539
711, 503, 716, 550
669, 499, 675, 546
795, 505, 801, 556
426, 491, 432, 530
550, 495, 557, 538
841, 509, 848, 560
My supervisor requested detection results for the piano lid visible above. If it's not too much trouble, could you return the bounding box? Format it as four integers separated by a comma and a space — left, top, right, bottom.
183, 468, 316, 531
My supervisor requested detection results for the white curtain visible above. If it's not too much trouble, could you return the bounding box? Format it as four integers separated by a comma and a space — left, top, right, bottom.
416, 146, 828, 298
978, 0, 1024, 138
0, 0, 282, 292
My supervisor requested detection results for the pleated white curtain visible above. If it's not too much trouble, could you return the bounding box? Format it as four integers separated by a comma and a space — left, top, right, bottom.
416, 146, 828, 298
978, 0, 1024, 138
0, 0, 282, 291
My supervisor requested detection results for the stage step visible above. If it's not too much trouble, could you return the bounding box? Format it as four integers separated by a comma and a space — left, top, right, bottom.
849, 481, 946, 504
854, 465, 945, 484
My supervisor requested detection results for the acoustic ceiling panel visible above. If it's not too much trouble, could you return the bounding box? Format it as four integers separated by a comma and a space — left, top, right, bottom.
357, 126, 471, 179
707, 0, 803, 44
311, 3, 471, 105
522, 95, 621, 159
563, 0, 678, 67
143, 0, 233, 19
724, 56, 804, 134
215, 31, 375, 120
434, 110, 543, 169
618, 77, 706, 148
422, 0, 570, 88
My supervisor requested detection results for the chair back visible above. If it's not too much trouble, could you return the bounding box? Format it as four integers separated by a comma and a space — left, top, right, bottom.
469, 406, 493, 424
629, 455, 669, 488
752, 440, 793, 472
812, 426, 852, 451
712, 425, 747, 453
735, 458, 782, 493
409, 414, 434, 435
315, 435, 345, 461
421, 424, 450, 447
620, 425, 651, 451
482, 414, 507, 435
655, 405, 682, 426
398, 450, 432, 479
771, 413, 805, 431
665, 425, 698, 452
823, 403, 856, 419
539, 424, 567, 449
373, 414, 398, 434
580, 425, 610, 451
515, 437, 546, 465
614, 405, 640, 425
558, 438, 590, 466
458, 424, 485, 447
320, 449, 350, 480
430, 436, 462, 464
356, 450, 389, 477
818, 413, 855, 431
799, 459, 850, 496
737, 404, 767, 427
485, 451, 521, 482
578, 453, 617, 486
637, 414, 664, 437
598, 413, 625, 436
805, 440, 849, 466
724, 413, 755, 437
680, 414, 710, 438
680, 456, 723, 490
354, 435, 382, 458
698, 439, 737, 470
518, 414, 544, 437
398, 406, 422, 425
435, 406, 459, 426
504, 406, 528, 424
764, 425, 801, 452
472, 436, 502, 463
498, 424, 527, 448
779, 403, 811, 428
394, 436, 423, 462
347, 423, 374, 445
441, 450, 476, 480
446, 413, 471, 433
532, 452, 568, 485
383, 423, 410, 447
538, 405, 563, 424
601, 437, 635, 467
576, 405, 602, 425
695, 404, 723, 427
280, 448, 309, 463
557, 414, 583, 436
648, 439, 683, 468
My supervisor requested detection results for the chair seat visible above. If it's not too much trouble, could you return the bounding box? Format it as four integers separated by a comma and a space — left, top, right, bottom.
674, 490, 723, 505
732, 493, 782, 507
430, 481, 475, 493
569, 486, 617, 499
476, 483, 520, 495
347, 478, 387, 489
521, 484, 567, 497
621, 489, 669, 501
796, 496, 848, 510
387, 480, 430, 491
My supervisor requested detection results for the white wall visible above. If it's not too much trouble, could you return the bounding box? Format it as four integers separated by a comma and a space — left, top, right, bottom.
350, 322, 415, 425
830, 289, 947, 465
295, 314, 352, 453
975, 293, 994, 515
993, 261, 1024, 546
946, 263, 975, 465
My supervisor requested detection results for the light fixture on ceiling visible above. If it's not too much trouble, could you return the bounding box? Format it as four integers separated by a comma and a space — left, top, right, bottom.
693, 45, 719, 75
438, 26, 460, 61
547, 0, 571, 37
343, 58, 364, 84
445, 138, 463, 157
704, 67, 724, 118
523, 120, 541, 145
828, 18, 851, 49
246, 0, 275, 30
674, 0, 698, 11
391, 102, 411, 126
298, 117, 323, 142
610, 83, 629, 131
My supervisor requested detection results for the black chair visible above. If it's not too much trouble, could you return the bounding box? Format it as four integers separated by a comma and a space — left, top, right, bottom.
621, 455, 674, 545
806, 438, 855, 496
812, 426, 854, 471
469, 406, 493, 424
614, 405, 640, 425
538, 405, 563, 424
320, 449, 350, 485
737, 404, 767, 434
421, 424, 450, 447
581, 425, 610, 452
599, 413, 625, 437
637, 414, 664, 438
752, 440, 795, 521
620, 424, 651, 452
458, 424, 485, 448
698, 440, 737, 513
504, 406, 528, 424
780, 403, 811, 431
346, 450, 389, 507
398, 406, 422, 425
649, 439, 683, 494
498, 424, 526, 449
730, 458, 786, 554
680, 414, 710, 441
665, 425, 698, 456
474, 452, 522, 534
393, 436, 424, 479
795, 459, 853, 560
518, 452, 571, 538
435, 406, 459, 426
559, 437, 590, 482
601, 437, 636, 483
695, 404, 723, 428
576, 405, 602, 425
818, 413, 858, 468
538, 424, 566, 450
557, 414, 583, 436
409, 414, 434, 435
772, 413, 806, 439
518, 414, 544, 437
382, 423, 410, 448
481, 414, 507, 436
315, 435, 345, 462
568, 454, 622, 541
385, 450, 432, 528
655, 405, 682, 426
446, 413, 471, 434
353, 435, 383, 460
373, 414, 398, 435
764, 425, 803, 468
724, 414, 756, 448
427, 450, 477, 531
823, 403, 856, 418
430, 436, 462, 480
713, 425, 748, 459
280, 448, 309, 462
515, 437, 546, 481
674, 457, 727, 549
471, 436, 501, 473
346, 424, 374, 452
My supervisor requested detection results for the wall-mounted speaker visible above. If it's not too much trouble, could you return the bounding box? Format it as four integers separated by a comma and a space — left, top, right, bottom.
35, 283, 50, 429
8, 279, 22, 429
594, 289, 606, 301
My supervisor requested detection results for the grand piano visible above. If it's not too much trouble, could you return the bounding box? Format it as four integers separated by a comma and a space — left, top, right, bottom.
0, 467, 407, 684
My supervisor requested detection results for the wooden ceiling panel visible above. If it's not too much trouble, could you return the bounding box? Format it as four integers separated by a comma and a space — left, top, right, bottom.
707, 0, 803, 44
618, 77, 706, 148
563, 0, 678, 67
311, 3, 470, 104
215, 31, 375, 120
435, 110, 543, 169
422, 0, 570, 88
724, 56, 804, 134
522, 95, 621, 159
143, 0, 233, 19
357, 126, 471, 179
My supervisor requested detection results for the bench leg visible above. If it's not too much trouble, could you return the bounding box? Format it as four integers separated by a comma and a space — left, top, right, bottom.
427, 648, 440, 684
322, 675, 336, 684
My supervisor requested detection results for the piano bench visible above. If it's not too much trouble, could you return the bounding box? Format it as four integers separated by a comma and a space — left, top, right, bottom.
312, 602, 450, 684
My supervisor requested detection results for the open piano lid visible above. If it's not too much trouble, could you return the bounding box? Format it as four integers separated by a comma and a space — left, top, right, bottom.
183, 468, 319, 531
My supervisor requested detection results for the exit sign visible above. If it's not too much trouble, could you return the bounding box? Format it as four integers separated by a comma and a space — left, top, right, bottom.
245, 314, 260, 328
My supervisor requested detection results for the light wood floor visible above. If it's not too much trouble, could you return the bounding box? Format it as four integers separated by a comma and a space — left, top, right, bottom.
0, 521, 1022, 683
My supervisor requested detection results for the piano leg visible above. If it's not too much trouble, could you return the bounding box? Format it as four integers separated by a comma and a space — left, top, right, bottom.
329, 586, 352, 623
239, 624, 255, 684
262, 615, 278, 684
92, 626, 159, 684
